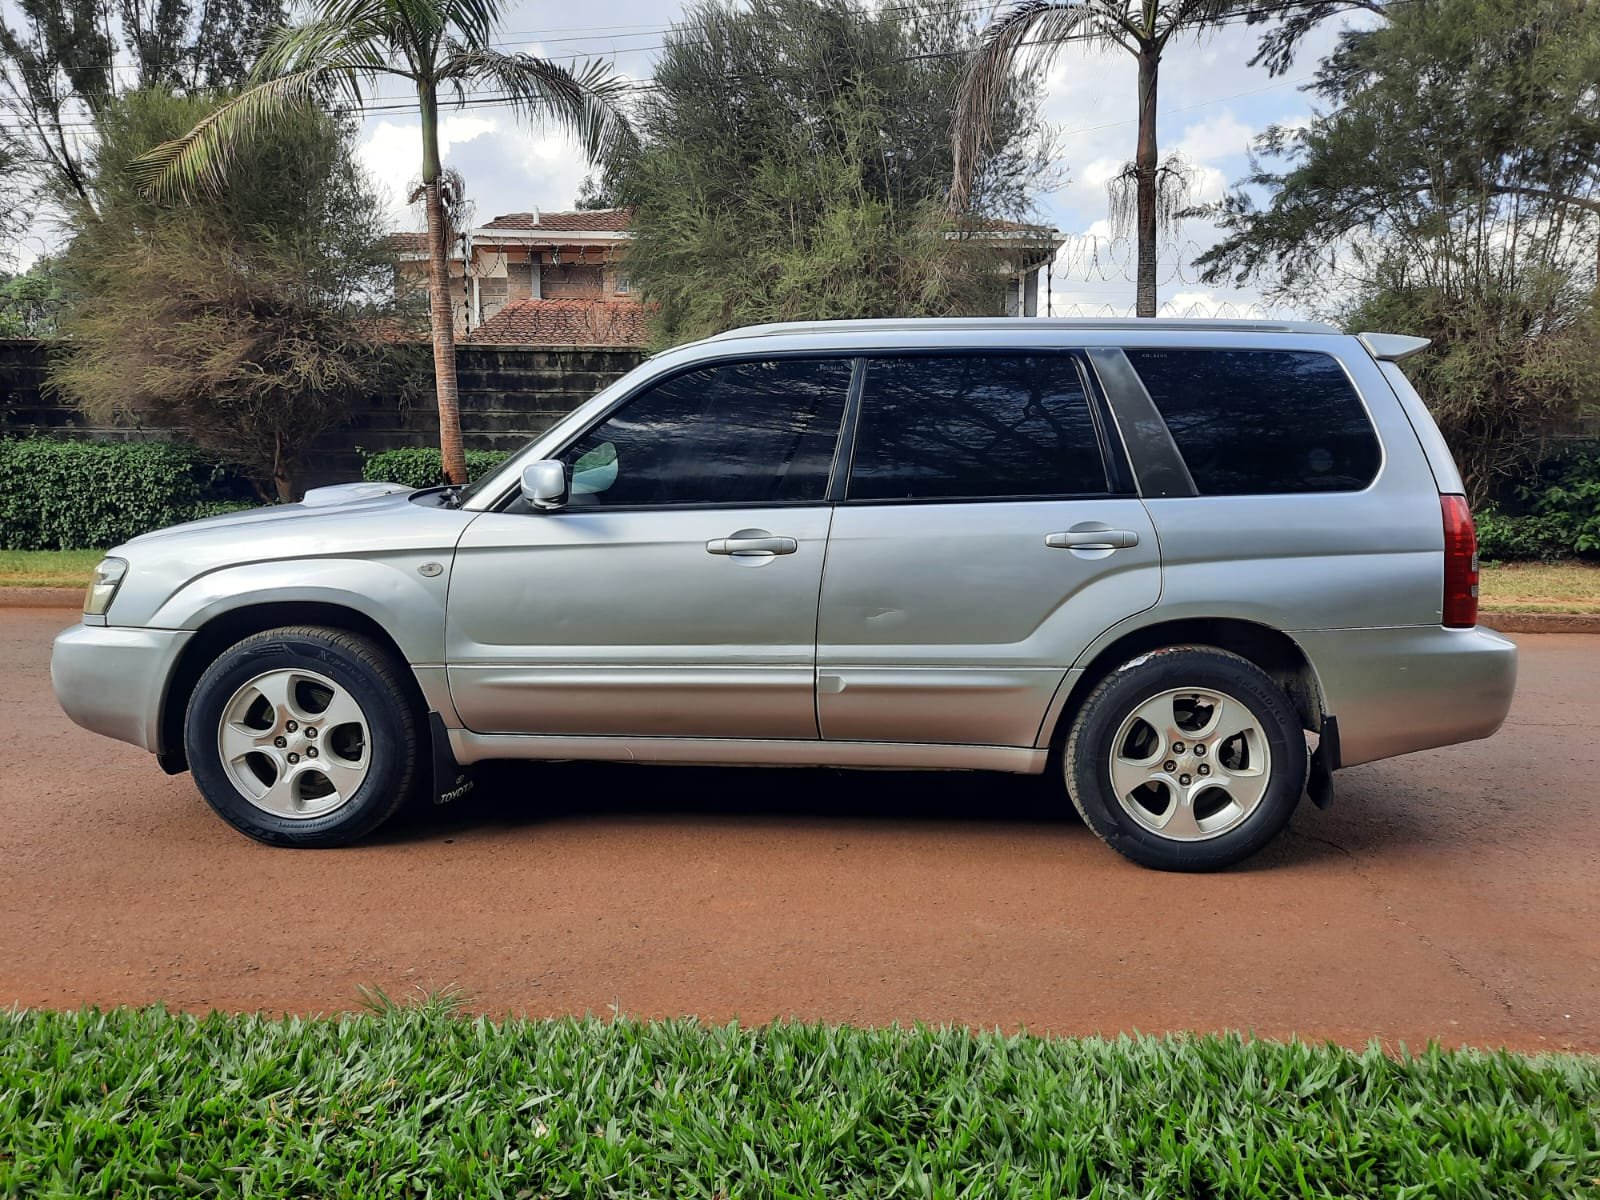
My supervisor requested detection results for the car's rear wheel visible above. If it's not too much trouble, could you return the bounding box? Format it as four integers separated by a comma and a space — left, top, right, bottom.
184, 626, 420, 847
1063, 646, 1308, 871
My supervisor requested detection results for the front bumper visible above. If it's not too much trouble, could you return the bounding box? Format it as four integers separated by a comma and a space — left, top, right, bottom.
51, 622, 193, 754
1293, 624, 1518, 767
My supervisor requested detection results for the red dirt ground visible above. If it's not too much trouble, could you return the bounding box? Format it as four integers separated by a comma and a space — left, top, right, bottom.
2, 607, 1595, 1052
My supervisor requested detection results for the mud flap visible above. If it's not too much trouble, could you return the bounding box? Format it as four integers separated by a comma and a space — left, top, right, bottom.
428, 711, 474, 806
1307, 714, 1340, 810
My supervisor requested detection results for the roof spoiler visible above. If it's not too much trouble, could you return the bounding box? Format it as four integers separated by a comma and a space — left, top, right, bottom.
1358, 332, 1431, 362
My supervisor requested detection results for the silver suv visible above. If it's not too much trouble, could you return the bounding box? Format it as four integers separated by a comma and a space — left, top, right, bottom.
51, 319, 1517, 870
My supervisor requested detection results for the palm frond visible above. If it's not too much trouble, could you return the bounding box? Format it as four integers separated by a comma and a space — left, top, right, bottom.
951, 2, 1114, 210
439, 46, 634, 162
438, 0, 510, 47
130, 70, 330, 199
252, 8, 401, 86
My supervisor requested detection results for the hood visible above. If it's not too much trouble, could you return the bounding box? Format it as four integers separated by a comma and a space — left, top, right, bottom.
128, 481, 419, 542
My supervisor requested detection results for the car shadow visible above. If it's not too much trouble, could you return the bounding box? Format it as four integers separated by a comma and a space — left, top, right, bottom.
376, 760, 1080, 843
372, 758, 1434, 871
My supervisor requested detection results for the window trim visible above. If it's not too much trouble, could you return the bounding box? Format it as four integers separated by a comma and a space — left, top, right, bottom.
839, 349, 1133, 507
491, 349, 859, 514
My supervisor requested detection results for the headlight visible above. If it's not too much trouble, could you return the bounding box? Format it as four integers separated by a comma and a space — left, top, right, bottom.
84, 557, 128, 616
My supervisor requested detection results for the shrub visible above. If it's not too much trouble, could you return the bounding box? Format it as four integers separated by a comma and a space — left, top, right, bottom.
0, 439, 248, 550
1476, 509, 1574, 562
362, 447, 511, 489
1480, 443, 1600, 561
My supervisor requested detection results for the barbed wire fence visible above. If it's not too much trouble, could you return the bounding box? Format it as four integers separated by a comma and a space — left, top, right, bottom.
1042, 233, 1296, 320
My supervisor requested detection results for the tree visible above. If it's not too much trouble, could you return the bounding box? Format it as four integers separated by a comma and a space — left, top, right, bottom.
49, 89, 406, 502
0, 258, 67, 337
0, 0, 285, 208
1198, 0, 1600, 502
129, 0, 631, 486
953, 0, 1259, 317
608, 0, 1056, 346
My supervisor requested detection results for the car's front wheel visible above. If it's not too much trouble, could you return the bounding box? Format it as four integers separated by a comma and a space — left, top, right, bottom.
1063, 646, 1308, 871
184, 626, 420, 847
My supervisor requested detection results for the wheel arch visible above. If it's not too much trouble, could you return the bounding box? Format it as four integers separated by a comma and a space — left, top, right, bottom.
157, 601, 427, 774
1045, 617, 1328, 754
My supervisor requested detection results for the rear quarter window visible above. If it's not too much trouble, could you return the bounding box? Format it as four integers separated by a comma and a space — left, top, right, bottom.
1124, 349, 1381, 494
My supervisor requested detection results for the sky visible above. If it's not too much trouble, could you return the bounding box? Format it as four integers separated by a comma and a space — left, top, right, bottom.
8, 0, 1370, 319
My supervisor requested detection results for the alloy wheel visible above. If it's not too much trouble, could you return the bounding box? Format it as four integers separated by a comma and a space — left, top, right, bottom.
1107, 686, 1272, 842
216, 668, 371, 819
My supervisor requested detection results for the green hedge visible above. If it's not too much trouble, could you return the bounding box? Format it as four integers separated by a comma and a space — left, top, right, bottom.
0, 439, 251, 551
1480, 445, 1600, 562
361, 447, 512, 489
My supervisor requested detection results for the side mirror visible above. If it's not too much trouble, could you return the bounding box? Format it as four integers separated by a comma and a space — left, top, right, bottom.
519, 460, 569, 511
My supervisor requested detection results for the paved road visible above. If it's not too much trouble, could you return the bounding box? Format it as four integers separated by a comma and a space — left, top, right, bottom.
2, 607, 1595, 1051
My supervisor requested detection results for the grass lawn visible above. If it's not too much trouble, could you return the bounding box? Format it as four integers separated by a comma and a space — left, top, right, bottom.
0, 549, 103, 589
1, 1003, 1596, 1198
1478, 560, 1600, 614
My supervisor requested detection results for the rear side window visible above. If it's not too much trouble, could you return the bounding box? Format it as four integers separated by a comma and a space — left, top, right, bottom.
1125, 349, 1381, 494
848, 354, 1108, 501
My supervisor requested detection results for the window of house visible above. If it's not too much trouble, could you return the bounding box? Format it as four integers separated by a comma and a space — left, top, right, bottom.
614, 271, 631, 295
847, 354, 1107, 502
1125, 349, 1381, 494
557, 358, 853, 507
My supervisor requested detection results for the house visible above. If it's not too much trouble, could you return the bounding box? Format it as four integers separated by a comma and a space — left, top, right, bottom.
392, 208, 644, 345
393, 207, 1066, 347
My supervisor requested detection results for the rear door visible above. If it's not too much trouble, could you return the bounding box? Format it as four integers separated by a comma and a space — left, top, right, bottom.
815, 351, 1161, 747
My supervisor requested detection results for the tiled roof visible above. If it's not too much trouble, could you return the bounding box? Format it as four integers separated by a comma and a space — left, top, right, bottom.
467, 298, 648, 347
384, 231, 429, 253
481, 208, 633, 232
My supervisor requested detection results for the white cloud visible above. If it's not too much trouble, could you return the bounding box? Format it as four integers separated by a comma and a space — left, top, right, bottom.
1174, 111, 1255, 164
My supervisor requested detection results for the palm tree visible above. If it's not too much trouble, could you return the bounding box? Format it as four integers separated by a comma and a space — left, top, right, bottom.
952, 0, 1240, 317
132, 0, 631, 484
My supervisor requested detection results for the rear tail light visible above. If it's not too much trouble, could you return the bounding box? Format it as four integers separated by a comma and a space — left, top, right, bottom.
1441, 494, 1478, 628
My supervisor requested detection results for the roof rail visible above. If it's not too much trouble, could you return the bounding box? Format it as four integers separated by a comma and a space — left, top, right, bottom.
700, 316, 1342, 342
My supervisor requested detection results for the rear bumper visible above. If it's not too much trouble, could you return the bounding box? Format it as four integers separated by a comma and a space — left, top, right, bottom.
1293, 625, 1517, 767
51, 622, 192, 754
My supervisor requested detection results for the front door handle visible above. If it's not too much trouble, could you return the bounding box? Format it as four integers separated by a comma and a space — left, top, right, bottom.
1045, 529, 1140, 550
707, 532, 798, 556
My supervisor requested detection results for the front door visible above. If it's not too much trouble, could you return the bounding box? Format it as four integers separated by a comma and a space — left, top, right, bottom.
816, 352, 1162, 747
447, 356, 853, 740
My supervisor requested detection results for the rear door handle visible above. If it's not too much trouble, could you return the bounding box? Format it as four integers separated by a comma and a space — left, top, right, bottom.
706, 533, 798, 556
1045, 529, 1140, 550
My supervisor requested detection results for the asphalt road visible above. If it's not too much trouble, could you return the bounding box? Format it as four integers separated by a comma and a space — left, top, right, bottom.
2, 607, 1595, 1051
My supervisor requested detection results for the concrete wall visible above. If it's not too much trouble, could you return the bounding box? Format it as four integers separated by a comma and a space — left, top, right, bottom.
0, 339, 645, 489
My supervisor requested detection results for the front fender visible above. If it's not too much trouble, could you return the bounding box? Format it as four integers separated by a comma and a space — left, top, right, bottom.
148, 555, 451, 665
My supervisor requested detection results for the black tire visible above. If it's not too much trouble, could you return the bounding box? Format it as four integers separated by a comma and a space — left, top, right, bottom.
184, 625, 421, 847
1063, 646, 1307, 872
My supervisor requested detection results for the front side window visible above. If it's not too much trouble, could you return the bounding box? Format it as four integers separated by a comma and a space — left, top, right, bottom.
557, 358, 852, 507
848, 354, 1108, 502
1125, 349, 1381, 494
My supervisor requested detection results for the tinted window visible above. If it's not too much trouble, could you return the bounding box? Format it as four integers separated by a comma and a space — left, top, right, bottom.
1125, 349, 1381, 494
558, 358, 851, 506
848, 355, 1107, 501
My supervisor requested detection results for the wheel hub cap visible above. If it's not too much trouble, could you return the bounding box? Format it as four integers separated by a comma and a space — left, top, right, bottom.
1108, 686, 1271, 842
217, 668, 371, 819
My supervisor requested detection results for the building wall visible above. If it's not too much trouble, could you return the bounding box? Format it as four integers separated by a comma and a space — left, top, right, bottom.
397, 243, 632, 334
1, 339, 645, 490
